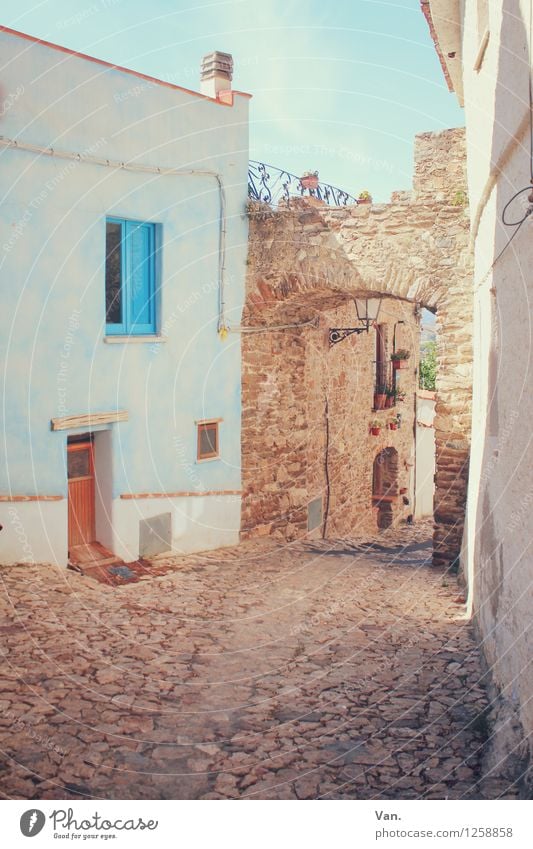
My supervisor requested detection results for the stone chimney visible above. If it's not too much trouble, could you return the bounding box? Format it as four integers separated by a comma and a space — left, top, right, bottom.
200, 51, 233, 99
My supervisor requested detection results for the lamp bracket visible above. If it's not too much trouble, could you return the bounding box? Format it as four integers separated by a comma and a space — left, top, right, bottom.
329, 325, 368, 346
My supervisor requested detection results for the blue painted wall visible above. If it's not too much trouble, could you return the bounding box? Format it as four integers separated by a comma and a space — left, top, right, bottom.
0, 31, 249, 508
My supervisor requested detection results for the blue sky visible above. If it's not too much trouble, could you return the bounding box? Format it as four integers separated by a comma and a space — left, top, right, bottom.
1, 0, 464, 200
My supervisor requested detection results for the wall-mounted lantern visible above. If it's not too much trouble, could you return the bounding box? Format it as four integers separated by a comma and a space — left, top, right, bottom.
329, 296, 382, 346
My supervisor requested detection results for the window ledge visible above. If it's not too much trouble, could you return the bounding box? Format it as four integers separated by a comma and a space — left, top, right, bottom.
104, 335, 166, 344
196, 456, 220, 464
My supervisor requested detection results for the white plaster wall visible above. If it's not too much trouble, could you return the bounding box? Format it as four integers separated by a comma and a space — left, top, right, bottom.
461, 0, 533, 750
94, 429, 114, 550
415, 393, 436, 519
0, 501, 68, 565
111, 495, 241, 561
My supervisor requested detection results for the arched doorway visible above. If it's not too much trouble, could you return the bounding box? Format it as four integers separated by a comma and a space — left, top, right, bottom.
372, 448, 399, 529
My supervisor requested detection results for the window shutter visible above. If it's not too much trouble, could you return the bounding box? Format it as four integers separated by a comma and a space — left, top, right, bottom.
126, 222, 155, 334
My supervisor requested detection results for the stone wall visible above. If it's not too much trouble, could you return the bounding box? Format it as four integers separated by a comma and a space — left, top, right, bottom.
242, 128, 473, 567
241, 298, 418, 542
413, 128, 468, 202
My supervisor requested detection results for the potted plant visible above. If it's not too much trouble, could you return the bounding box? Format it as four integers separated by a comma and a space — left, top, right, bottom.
370, 419, 381, 436
395, 389, 406, 403
300, 170, 319, 191
385, 386, 396, 408
391, 349, 410, 369
374, 385, 388, 410
358, 190, 372, 204
388, 418, 398, 430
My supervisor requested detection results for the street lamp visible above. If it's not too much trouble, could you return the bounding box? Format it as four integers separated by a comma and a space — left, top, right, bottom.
329, 296, 382, 346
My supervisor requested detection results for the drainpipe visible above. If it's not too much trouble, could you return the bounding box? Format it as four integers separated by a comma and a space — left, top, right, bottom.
412, 310, 422, 520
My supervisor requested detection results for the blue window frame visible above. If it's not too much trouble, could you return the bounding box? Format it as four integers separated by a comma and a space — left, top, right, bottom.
105, 217, 158, 335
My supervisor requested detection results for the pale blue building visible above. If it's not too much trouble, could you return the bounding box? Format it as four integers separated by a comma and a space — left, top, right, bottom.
0, 27, 250, 565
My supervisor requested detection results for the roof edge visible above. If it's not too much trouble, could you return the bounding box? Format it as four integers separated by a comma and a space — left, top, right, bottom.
420, 0, 464, 106
420, 0, 454, 92
0, 25, 252, 107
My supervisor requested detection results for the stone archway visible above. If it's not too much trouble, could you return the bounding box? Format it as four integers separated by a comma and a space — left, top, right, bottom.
243, 128, 473, 570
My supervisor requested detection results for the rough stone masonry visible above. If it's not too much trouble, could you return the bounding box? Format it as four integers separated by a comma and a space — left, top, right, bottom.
242, 127, 473, 570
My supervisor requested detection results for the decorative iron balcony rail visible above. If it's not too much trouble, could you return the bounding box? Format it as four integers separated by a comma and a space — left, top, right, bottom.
248, 160, 358, 208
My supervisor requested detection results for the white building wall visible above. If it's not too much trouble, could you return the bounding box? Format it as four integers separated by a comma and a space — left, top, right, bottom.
111, 495, 241, 561
1, 501, 68, 566
459, 0, 533, 773
415, 391, 436, 519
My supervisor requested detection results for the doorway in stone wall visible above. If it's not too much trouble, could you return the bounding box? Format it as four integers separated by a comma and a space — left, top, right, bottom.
372, 447, 399, 529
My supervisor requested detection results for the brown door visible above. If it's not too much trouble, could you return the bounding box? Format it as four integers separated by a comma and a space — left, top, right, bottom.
67, 440, 96, 548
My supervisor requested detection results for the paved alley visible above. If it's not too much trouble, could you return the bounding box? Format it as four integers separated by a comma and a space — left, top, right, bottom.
0, 523, 515, 800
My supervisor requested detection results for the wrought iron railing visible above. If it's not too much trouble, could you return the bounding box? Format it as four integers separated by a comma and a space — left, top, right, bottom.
248, 160, 358, 208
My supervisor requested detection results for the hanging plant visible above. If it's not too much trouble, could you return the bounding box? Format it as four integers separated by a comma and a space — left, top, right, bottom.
391, 349, 411, 369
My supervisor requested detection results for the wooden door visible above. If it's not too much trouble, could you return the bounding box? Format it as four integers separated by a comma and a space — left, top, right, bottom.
67, 440, 96, 548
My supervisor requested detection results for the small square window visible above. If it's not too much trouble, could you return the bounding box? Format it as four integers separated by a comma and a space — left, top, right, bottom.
105, 217, 158, 336
197, 421, 219, 460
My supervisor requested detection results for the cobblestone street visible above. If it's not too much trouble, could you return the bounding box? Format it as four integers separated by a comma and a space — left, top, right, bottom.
0, 522, 515, 800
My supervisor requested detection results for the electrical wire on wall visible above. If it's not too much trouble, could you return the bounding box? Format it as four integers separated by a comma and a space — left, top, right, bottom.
229, 317, 319, 334
0, 135, 229, 334
322, 393, 330, 539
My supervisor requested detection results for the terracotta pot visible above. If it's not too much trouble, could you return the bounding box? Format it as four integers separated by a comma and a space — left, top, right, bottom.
392, 359, 409, 369
370, 427, 381, 436
385, 396, 393, 408
358, 198, 372, 204
374, 393, 387, 410
300, 175, 319, 190
389, 422, 398, 430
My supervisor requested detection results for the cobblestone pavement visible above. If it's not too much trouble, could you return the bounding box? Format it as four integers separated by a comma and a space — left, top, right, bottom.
0, 521, 517, 800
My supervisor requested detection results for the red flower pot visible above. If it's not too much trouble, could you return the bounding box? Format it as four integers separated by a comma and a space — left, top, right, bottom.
374, 393, 387, 410
370, 427, 381, 436
300, 175, 319, 190
389, 422, 398, 430
392, 359, 408, 370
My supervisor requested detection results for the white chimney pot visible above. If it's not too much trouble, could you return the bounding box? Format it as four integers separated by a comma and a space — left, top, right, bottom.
200, 51, 234, 98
